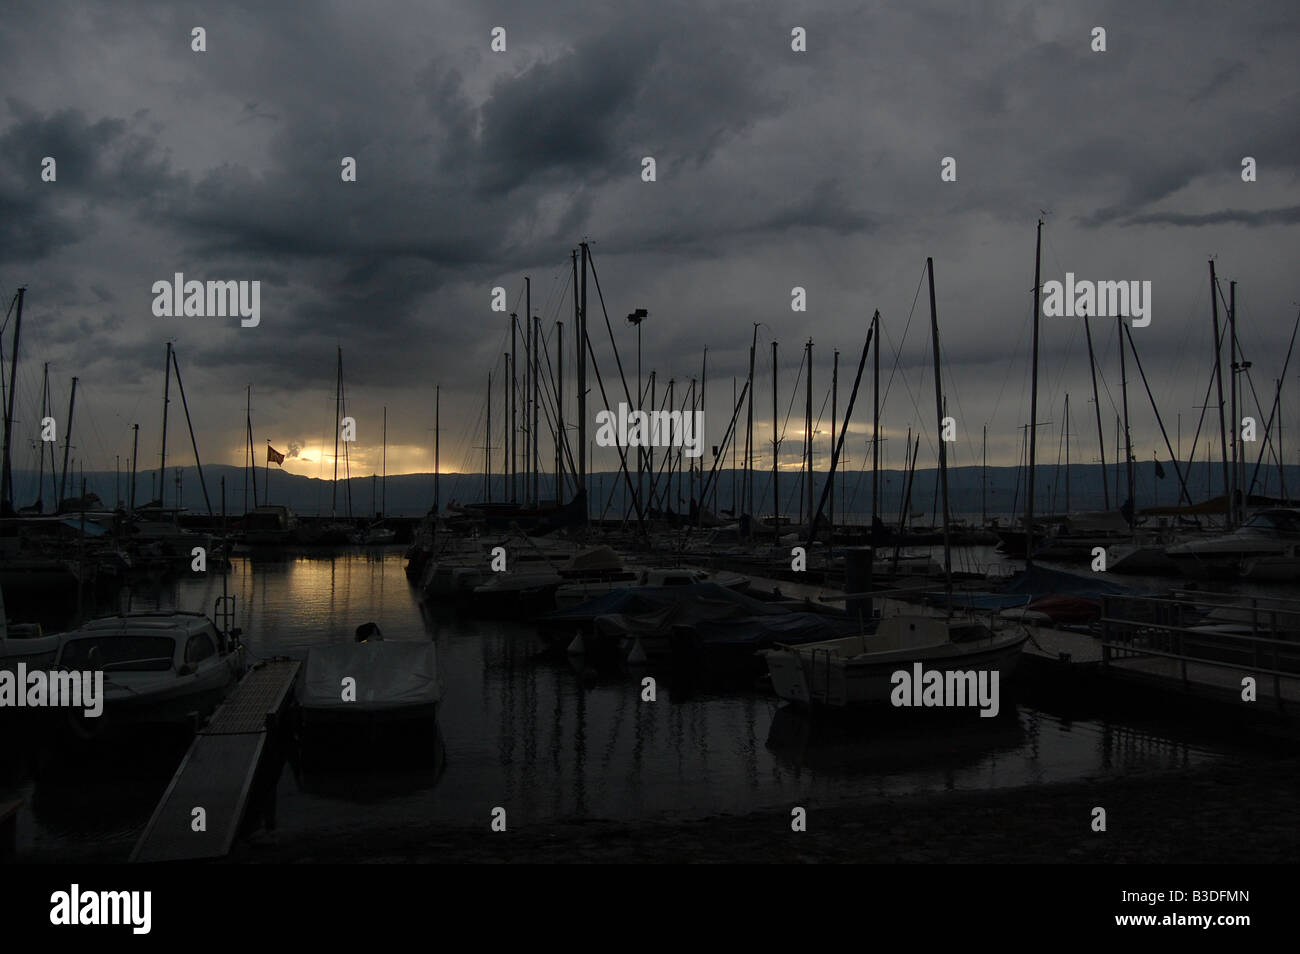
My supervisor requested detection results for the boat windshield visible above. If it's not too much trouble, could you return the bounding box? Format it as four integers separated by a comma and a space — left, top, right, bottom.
59, 636, 175, 672
1244, 511, 1300, 533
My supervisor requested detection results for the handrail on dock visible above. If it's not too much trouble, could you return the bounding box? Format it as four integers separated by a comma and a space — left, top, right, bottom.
1099, 595, 1299, 711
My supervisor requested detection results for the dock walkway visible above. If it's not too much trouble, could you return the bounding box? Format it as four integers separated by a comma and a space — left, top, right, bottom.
131, 658, 299, 863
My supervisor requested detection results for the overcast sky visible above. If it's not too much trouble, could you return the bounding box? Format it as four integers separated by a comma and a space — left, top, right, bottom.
2, 0, 1297, 497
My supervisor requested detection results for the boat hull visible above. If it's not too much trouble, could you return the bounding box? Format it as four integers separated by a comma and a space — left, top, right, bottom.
766, 629, 1027, 709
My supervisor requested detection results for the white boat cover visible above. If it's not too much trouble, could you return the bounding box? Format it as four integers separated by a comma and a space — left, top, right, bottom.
299, 641, 441, 712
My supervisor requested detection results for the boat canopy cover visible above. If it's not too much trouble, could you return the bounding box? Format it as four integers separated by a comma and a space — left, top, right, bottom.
924, 564, 1140, 611
299, 641, 441, 711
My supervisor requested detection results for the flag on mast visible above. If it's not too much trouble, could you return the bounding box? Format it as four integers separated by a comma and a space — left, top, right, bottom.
267, 445, 285, 465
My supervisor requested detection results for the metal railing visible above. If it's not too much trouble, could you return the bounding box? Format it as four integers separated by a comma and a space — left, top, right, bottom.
1099, 593, 1300, 710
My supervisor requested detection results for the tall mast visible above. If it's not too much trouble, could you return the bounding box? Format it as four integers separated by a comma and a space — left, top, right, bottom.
805, 338, 813, 527
1229, 279, 1239, 522
556, 323, 564, 499
981, 423, 987, 525
1084, 315, 1109, 510
486, 371, 492, 502
38, 360, 48, 512
59, 377, 78, 508
160, 341, 172, 510
434, 384, 440, 514
650, 370, 657, 513
529, 277, 537, 507
382, 405, 387, 516
532, 313, 540, 507
1025, 220, 1043, 572
47, 369, 57, 506
510, 314, 517, 503
512, 312, 521, 503
578, 243, 589, 518
701, 348, 708, 515
732, 376, 737, 517
504, 352, 512, 501
1, 287, 24, 515
1118, 317, 1135, 526
927, 258, 952, 606
1064, 393, 1071, 514
669, 378, 677, 510
772, 340, 779, 542
129, 422, 139, 515
1210, 261, 1230, 527
872, 309, 881, 535
333, 349, 341, 517
745, 324, 757, 519
830, 349, 838, 537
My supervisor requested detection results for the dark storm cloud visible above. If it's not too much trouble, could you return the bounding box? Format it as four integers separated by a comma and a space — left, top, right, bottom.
0, 102, 177, 262
0, 0, 1297, 482
1124, 205, 1300, 228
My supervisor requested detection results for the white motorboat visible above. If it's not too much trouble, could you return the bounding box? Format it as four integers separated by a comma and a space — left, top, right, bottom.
53, 611, 245, 734
296, 630, 441, 726
763, 614, 1028, 709
1165, 509, 1300, 580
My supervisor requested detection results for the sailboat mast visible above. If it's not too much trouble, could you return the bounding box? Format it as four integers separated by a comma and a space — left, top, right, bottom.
1229, 280, 1239, 522
129, 423, 138, 515
1065, 393, 1071, 514
982, 423, 987, 526
333, 349, 341, 517
0, 287, 23, 516
872, 309, 881, 535
927, 258, 952, 605
578, 243, 589, 519
160, 341, 172, 510
47, 369, 58, 506
382, 405, 387, 516
557, 321, 564, 500
745, 325, 757, 520
772, 340, 779, 542
486, 371, 492, 503
1210, 261, 1230, 527
530, 280, 538, 507
805, 339, 813, 528
1025, 220, 1043, 572
434, 384, 440, 514
1118, 316, 1134, 527
1084, 316, 1109, 511
512, 314, 522, 509
38, 360, 48, 512
830, 349, 838, 538
511, 313, 519, 503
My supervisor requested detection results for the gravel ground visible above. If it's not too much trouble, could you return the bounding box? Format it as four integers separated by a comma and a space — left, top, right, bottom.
225, 755, 1299, 864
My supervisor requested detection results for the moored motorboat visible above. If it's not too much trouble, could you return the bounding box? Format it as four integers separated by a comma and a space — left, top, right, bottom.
294, 625, 443, 765
52, 611, 245, 736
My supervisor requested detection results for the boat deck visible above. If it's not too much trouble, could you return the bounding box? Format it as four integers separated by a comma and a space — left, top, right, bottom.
130, 658, 299, 863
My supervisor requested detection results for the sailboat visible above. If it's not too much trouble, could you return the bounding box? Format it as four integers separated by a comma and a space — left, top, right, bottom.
764, 257, 1029, 710
361, 408, 396, 544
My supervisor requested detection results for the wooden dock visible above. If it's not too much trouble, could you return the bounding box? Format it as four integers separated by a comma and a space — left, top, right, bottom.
131, 659, 299, 864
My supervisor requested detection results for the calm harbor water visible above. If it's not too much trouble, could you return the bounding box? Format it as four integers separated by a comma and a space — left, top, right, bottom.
0, 548, 1263, 862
